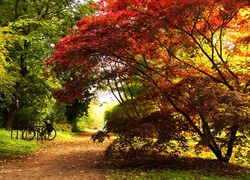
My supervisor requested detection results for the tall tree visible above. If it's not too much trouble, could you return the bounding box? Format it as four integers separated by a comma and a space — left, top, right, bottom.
47, 0, 250, 163
0, 27, 17, 114
0, 0, 94, 129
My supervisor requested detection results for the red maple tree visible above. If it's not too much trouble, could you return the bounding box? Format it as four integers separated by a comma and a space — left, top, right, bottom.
47, 0, 250, 163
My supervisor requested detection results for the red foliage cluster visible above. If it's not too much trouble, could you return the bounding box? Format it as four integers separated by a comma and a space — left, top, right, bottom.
46, 0, 250, 163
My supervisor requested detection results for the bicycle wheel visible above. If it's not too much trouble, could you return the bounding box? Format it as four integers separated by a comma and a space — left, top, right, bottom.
22, 127, 36, 141
43, 128, 56, 140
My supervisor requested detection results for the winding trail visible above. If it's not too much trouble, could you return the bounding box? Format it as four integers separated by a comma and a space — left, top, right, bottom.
0, 134, 110, 180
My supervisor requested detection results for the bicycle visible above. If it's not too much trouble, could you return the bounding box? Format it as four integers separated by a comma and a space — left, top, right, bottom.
22, 121, 56, 141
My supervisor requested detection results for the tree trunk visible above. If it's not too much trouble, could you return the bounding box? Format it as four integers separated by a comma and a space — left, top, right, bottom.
224, 125, 238, 163
2, 98, 19, 130
71, 118, 79, 132
207, 144, 224, 162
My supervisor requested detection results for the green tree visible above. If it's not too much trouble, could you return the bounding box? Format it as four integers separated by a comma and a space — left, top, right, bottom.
0, 0, 94, 129
0, 27, 17, 114
65, 91, 93, 132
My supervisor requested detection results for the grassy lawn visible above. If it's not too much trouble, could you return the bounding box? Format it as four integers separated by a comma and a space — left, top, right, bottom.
0, 129, 40, 158
0, 128, 74, 159
106, 169, 250, 180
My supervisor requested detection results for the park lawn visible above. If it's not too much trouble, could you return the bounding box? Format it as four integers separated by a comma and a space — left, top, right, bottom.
0, 129, 74, 159
0, 129, 40, 158
106, 169, 250, 180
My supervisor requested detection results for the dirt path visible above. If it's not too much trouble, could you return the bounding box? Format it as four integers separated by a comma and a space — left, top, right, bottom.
0, 134, 110, 180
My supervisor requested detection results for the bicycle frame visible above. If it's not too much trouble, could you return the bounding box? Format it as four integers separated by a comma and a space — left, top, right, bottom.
22, 122, 56, 141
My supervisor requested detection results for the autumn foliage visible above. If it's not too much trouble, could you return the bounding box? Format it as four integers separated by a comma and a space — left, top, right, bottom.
47, 0, 250, 163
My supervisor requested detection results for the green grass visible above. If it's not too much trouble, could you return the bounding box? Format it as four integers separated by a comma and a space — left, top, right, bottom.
0, 128, 75, 159
0, 129, 41, 158
56, 130, 76, 140
106, 169, 250, 180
